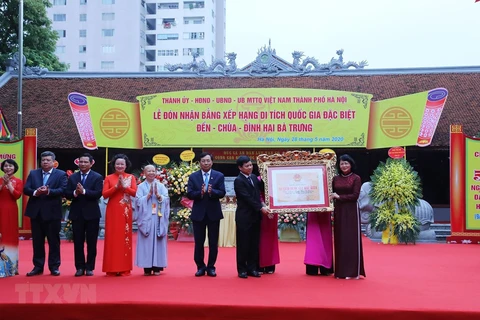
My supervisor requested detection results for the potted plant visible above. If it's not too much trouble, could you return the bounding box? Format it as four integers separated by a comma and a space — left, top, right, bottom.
369, 158, 422, 244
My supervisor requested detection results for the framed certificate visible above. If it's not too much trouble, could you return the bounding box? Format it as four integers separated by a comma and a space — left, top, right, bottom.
257, 150, 336, 213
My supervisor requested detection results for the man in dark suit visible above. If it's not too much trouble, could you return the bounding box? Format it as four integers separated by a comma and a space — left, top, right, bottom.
187, 152, 226, 277
24, 151, 67, 276
65, 153, 103, 277
234, 155, 270, 279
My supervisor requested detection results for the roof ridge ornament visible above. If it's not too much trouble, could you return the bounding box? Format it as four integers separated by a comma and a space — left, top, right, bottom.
292, 49, 368, 74
5, 53, 48, 76
165, 52, 237, 75
164, 42, 367, 77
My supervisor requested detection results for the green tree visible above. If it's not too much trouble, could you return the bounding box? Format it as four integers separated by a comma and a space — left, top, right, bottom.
0, 0, 68, 72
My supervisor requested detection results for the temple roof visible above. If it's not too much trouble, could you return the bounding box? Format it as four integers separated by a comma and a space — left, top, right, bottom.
0, 67, 479, 148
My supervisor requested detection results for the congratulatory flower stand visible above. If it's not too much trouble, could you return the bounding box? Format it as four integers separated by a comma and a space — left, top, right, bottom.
369, 158, 422, 245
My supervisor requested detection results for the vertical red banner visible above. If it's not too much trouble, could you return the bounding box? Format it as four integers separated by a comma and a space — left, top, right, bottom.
20, 128, 37, 239
449, 125, 465, 237
448, 124, 480, 243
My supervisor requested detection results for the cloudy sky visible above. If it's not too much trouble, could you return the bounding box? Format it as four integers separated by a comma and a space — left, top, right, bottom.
225, 0, 480, 69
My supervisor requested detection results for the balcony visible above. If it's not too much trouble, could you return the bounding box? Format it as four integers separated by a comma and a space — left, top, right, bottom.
146, 3, 156, 15
146, 34, 156, 46
146, 19, 156, 31
146, 50, 156, 62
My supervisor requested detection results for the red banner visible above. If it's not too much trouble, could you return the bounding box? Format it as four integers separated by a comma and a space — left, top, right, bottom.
20, 128, 37, 238
448, 124, 480, 244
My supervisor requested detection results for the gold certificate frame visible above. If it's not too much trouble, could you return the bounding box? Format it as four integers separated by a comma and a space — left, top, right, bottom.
257, 150, 336, 213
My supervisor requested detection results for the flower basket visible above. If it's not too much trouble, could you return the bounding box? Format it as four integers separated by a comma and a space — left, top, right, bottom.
63, 219, 73, 242
278, 212, 305, 242
171, 206, 193, 236
369, 158, 422, 244
167, 161, 200, 205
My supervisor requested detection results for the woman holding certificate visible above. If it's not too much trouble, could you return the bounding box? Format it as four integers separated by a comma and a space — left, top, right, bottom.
330, 154, 366, 279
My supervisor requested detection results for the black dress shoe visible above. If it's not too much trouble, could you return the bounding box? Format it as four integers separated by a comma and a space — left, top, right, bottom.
75, 269, 85, 277
195, 268, 206, 277
206, 269, 217, 277
26, 268, 43, 277
247, 270, 261, 277
85, 270, 94, 276
51, 269, 61, 276
238, 272, 248, 279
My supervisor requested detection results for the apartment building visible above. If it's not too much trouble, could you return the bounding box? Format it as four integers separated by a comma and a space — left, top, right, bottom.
47, 0, 226, 72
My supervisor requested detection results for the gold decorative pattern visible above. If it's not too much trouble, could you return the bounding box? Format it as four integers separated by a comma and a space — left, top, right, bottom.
257, 150, 337, 214
451, 231, 480, 236
450, 124, 463, 133
24, 128, 36, 136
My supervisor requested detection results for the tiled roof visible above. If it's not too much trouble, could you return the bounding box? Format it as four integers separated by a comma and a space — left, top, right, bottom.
0, 71, 478, 148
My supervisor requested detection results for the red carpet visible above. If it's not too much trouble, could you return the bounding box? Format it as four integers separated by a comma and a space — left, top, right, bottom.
1, 235, 479, 320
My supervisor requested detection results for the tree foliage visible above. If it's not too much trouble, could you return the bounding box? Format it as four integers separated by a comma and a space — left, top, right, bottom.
0, 0, 68, 71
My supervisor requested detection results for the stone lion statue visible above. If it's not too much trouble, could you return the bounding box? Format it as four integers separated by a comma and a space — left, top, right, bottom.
358, 182, 436, 241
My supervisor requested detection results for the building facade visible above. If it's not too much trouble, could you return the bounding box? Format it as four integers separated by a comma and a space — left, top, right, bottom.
47, 0, 226, 72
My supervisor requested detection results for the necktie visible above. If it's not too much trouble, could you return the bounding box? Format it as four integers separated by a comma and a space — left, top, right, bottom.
81, 173, 86, 185
204, 172, 209, 191
43, 172, 50, 185
248, 176, 254, 186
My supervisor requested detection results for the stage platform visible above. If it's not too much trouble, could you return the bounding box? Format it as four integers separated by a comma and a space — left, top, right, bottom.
1, 235, 479, 320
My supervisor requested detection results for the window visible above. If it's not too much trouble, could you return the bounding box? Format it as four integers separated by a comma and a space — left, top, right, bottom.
56, 30, 66, 37
157, 33, 179, 40
184, 16, 204, 24
212, 9, 214, 18
183, 32, 204, 40
78, 61, 86, 69
80, 0, 87, 4
55, 46, 66, 54
101, 61, 115, 70
102, 0, 115, 4
158, 2, 179, 9
212, 25, 214, 33
102, 29, 114, 37
102, 13, 115, 21
212, 40, 215, 48
184, 1, 204, 9
53, 0, 66, 5
80, 14, 87, 22
183, 48, 204, 56
79, 45, 86, 53
53, 14, 66, 21
162, 18, 176, 28
102, 45, 115, 53
158, 49, 179, 56
79, 29, 87, 37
